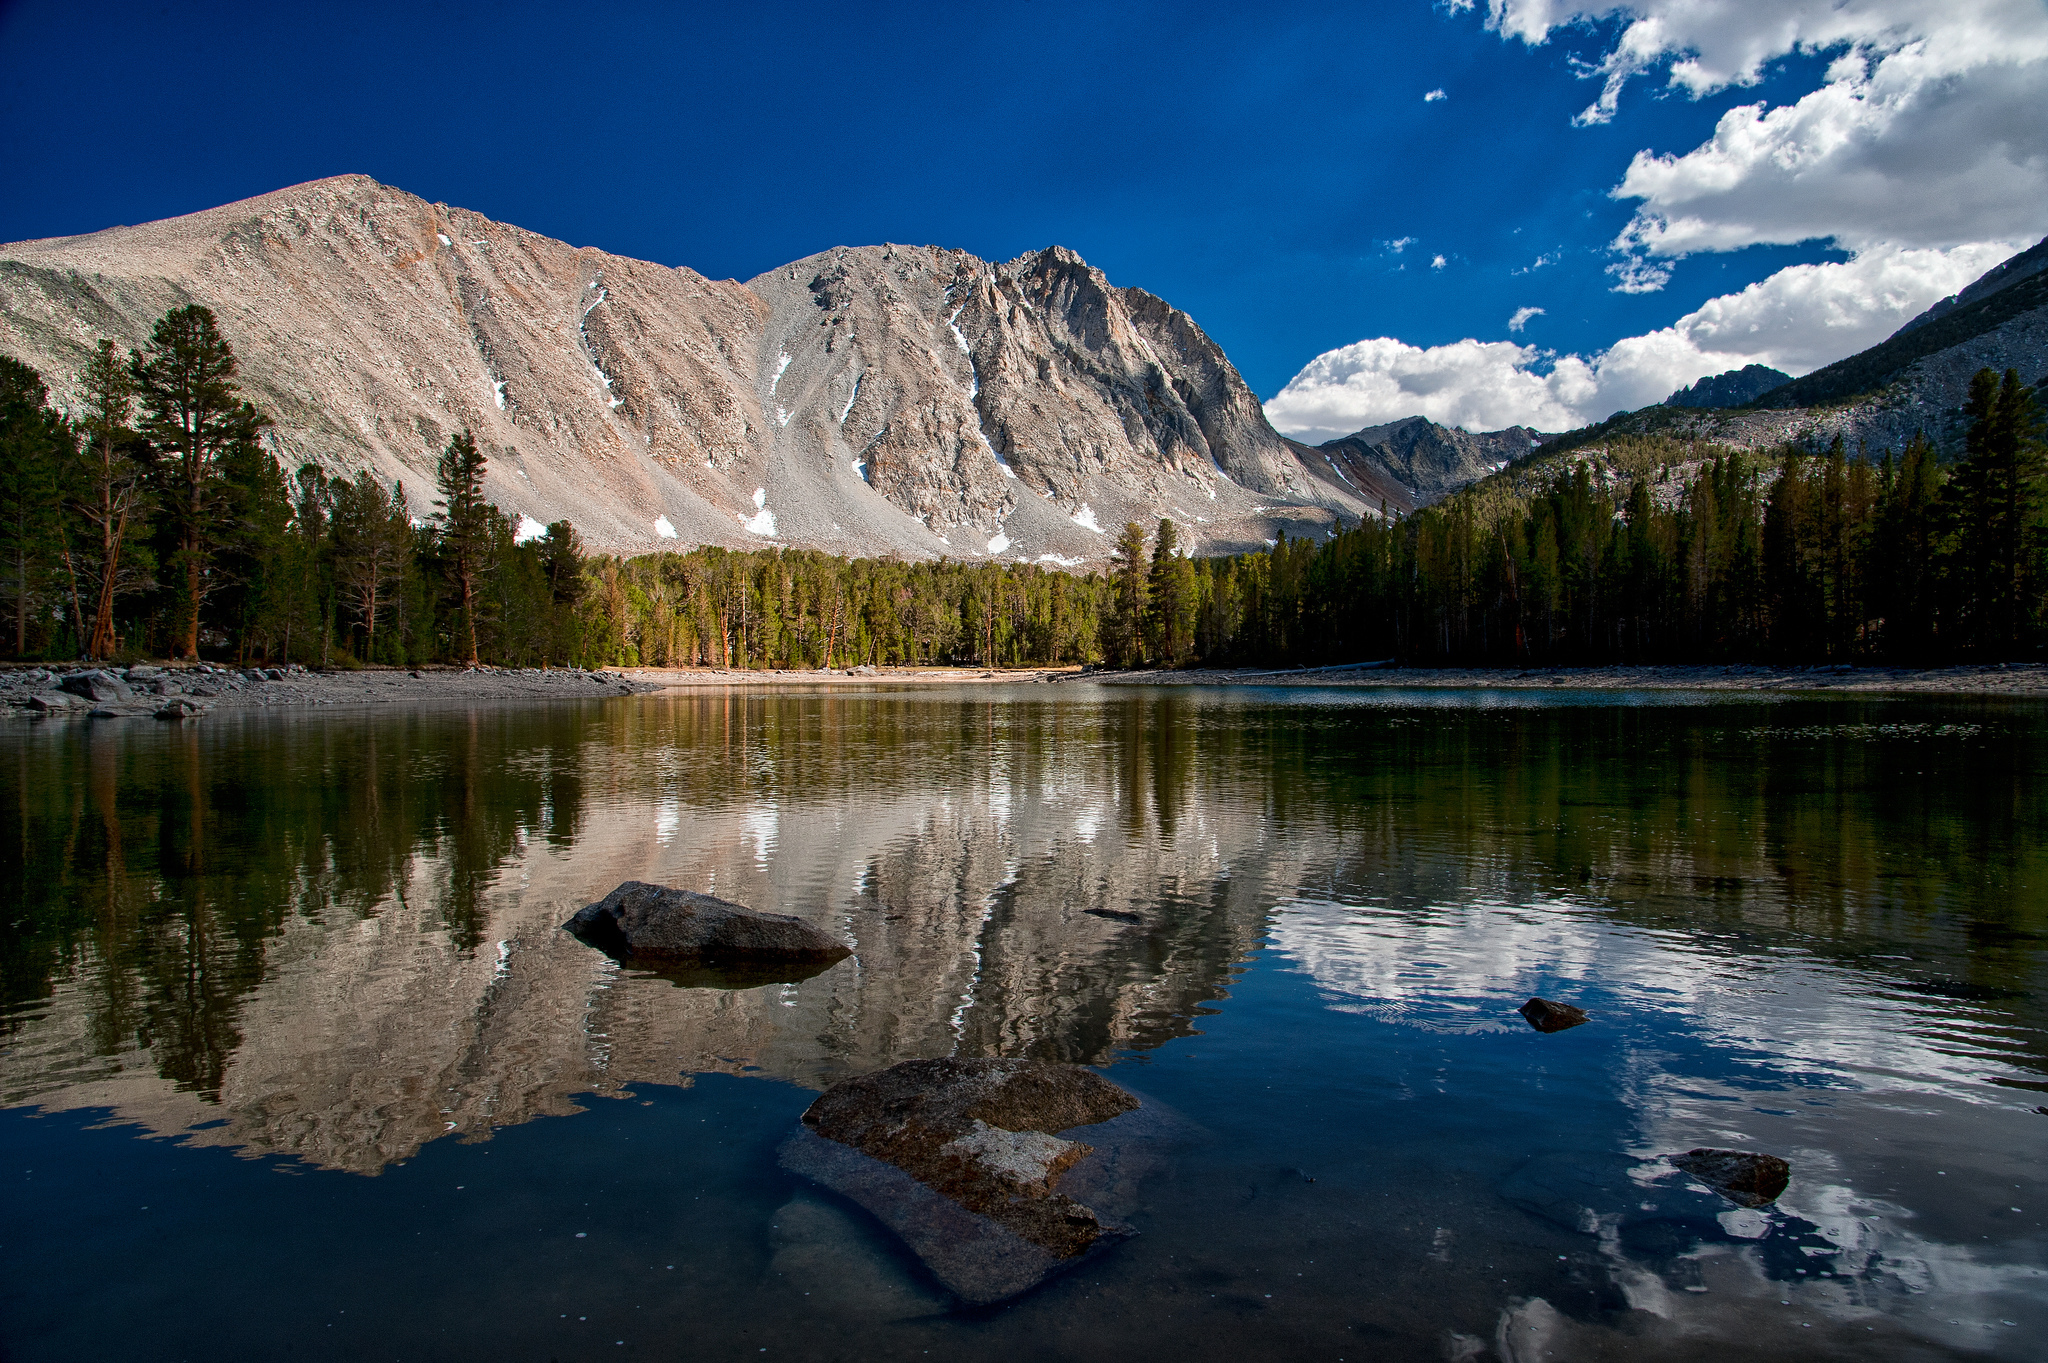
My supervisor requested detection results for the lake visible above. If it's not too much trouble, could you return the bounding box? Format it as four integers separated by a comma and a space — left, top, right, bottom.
2, 685, 2043, 1361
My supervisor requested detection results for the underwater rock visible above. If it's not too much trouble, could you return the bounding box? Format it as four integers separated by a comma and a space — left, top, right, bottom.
783, 1057, 1146, 1304
563, 882, 850, 970
1671, 1148, 1791, 1208
1518, 997, 1590, 1033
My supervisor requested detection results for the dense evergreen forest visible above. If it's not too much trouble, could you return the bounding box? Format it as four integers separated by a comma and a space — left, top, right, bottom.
1, 303, 2042, 671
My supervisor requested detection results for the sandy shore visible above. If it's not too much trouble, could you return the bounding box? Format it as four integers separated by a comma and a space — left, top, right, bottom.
1089, 661, 2048, 696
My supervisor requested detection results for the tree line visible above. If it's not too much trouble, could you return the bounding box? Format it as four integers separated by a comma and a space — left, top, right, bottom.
1177, 367, 2047, 668
0, 306, 592, 666
2, 306, 2040, 671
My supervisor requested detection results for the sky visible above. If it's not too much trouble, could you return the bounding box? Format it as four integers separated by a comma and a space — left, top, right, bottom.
1, 0, 2042, 437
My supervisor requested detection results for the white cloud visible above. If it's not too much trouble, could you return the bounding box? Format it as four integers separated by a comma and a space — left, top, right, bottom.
1264, 241, 2012, 437
1430, 254, 1448, 270
1424, 87, 1448, 101
1468, 1, 2048, 257
1385, 236, 1417, 253
1606, 255, 1673, 293
1508, 306, 1546, 332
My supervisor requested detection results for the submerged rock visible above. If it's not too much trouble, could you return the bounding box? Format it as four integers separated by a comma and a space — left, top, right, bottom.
563, 882, 850, 972
1671, 1148, 1790, 1208
155, 698, 210, 720
782, 1057, 1147, 1304
1518, 997, 1590, 1033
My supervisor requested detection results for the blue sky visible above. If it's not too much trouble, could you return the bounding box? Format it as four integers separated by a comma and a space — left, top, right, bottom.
2, 0, 2041, 434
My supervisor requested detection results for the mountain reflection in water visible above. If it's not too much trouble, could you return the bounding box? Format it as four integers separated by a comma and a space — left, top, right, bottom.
2, 686, 2044, 1360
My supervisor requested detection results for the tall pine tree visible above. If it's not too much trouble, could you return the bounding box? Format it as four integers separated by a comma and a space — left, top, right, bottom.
433, 430, 493, 666
131, 306, 266, 659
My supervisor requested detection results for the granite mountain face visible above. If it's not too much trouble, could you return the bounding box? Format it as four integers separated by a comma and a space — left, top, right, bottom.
0, 176, 1404, 562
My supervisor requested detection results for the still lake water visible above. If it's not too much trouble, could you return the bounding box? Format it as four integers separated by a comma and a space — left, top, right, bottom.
2, 685, 2044, 1361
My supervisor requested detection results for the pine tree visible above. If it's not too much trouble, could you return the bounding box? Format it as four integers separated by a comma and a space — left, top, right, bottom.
68, 341, 154, 660
330, 472, 414, 661
1109, 521, 1149, 666
1145, 518, 1194, 665
433, 430, 493, 666
539, 520, 585, 666
1948, 368, 2046, 654
131, 306, 266, 658
0, 357, 72, 656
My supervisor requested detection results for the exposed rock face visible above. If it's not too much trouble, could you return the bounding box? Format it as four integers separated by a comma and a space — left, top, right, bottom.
1663, 364, 1792, 409
1517, 997, 1589, 1033
1309, 416, 1550, 504
564, 882, 850, 968
786, 1057, 1143, 1303
0, 175, 1387, 563
1671, 1148, 1790, 1208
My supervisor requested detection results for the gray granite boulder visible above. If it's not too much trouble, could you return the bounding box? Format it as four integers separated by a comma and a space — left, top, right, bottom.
782, 1057, 1153, 1304
562, 882, 850, 969
61, 670, 131, 702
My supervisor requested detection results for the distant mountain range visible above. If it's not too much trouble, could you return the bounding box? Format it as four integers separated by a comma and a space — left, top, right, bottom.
0, 176, 1427, 563
1550, 236, 2048, 458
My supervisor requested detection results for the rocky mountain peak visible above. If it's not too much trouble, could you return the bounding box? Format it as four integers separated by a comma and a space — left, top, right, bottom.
1, 179, 1391, 563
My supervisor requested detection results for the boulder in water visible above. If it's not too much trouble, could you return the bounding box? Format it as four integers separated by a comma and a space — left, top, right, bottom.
1671, 1148, 1790, 1208
1518, 997, 1590, 1033
563, 882, 850, 970
783, 1057, 1146, 1304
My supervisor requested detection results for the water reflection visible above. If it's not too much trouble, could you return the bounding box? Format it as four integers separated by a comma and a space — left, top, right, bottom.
1, 687, 2044, 1355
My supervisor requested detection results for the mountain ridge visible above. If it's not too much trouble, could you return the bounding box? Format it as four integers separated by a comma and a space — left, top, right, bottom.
0, 175, 1399, 563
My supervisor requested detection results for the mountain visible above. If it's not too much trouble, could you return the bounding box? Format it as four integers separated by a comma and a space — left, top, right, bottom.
0, 176, 1397, 563
1663, 364, 1790, 409
1890, 236, 2048, 339
1302, 416, 1550, 504
1537, 236, 2048, 459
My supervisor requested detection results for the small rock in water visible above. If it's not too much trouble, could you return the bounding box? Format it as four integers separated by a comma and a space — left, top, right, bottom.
782, 1057, 1147, 1304
1518, 997, 1590, 1033
155, 698, 210, 720
1671, 1148, 1790, 1208
563, 882, 850, 972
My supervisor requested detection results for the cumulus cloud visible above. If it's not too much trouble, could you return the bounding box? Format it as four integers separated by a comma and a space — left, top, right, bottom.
1431, 254, 1448, 269
1424, 87, 1448, 101
1467, 1, 2048, 257
1384, 236, 1417, 253
1508, 306, 1545, 332
1263, 242, 2013, 438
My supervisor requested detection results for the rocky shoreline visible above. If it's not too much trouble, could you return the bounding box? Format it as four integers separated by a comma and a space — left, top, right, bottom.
8, 658, 2045, 718
2, 662, 661, 717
